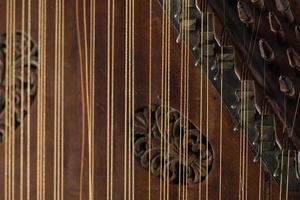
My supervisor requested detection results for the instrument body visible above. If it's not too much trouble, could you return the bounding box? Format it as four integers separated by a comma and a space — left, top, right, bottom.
0, 0, 297, 199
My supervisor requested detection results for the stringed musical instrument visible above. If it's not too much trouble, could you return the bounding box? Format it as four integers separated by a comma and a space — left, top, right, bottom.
0, 0, 299, 199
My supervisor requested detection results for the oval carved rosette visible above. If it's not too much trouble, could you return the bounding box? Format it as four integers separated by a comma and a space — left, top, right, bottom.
0, 32, 38, 142
134, 104, 213, 185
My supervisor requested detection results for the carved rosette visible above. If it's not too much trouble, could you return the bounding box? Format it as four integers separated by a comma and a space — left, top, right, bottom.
0, 32, 38, 141
134, 105, 213, 185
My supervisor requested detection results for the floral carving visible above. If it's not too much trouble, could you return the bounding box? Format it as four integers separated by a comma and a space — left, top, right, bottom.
0, 32, 38, 141
134, 104, 213, 185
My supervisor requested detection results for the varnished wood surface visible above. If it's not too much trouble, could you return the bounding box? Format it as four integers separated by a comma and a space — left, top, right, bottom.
0, 0, 284, 199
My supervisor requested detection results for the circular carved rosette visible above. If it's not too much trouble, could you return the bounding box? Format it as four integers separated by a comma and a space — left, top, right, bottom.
134, 104, 213, 185
0, 32, 38, 142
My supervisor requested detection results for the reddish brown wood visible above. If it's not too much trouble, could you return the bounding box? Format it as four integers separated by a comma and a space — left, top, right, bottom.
0, 0, 284, 199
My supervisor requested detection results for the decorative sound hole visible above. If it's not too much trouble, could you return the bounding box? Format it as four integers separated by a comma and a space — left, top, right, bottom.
134, 104, 214, 185
0, 32, 38, 142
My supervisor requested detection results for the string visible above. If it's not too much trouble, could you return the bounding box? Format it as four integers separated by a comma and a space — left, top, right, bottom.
37, 0, 46, 198
219, 1, 226, 197
238, 36, 244, 200
4, 1, 8, 199
54, 0, 58, 198
75, 0, 87, 198
59, 0, 62, 197
42, 1, 47, 198
5, 0, 12, 199
241, 65, 247, 200
59, 0, 62, 196
167, 0, 171, 198
182, 0, 188, 198
245, 78, 249, 200
258, 61, 266, 200
123, 0, 129, 198
148, 0, 152, 199
182, 1, 189, 199
61, 0, 65, 197
285, 150, 290, 200
13, 0, 16, 198
239, 71, 245, 200
131, 0, 135, 197
279, 95, 286, 200
26, 0, 32, 198
19, 0, 26, 198
128, 0, 132, 197
198, 10, 204, 200
82, 0, 95, 198
4, 0, 9, 198
185, 0, 190, 198
219, 45, 223, 200
178, 0, 184, 198
160, 0, 165, 198
9, 0, 13, 198
110, 0, 115, 198
90, 0, 96, 198
37, 0, 41, 197
106, 0, 111, 198
206, 7, 209, 200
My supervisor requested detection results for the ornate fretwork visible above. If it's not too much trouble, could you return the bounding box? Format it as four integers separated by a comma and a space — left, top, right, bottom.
134, 104, 213, 185
0, 32, 38, 142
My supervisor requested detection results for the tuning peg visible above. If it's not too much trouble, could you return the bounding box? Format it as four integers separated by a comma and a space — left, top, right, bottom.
213, 71, 220, 81
275, 0, 294, 24
233, 124, 240, 132
231, 104, 237, 110
287, 47, 300, 70
273, 152, 282, 177
253, 115, 276, 163
269, 12, 285, 42
176, 34, 182, 44
259, 39, 275, 62
250, 0, 265, 10
279, 75, 295, 97
237, 1, 254, 25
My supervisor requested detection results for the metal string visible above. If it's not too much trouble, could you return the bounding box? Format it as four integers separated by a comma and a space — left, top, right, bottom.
160, 0, 165, 198
258, 61, 266, 200
42, 2, 47, 198
26, 0, 32, 198
20, 0, 26, 198
178, 0, 185, 198
198, 10, 204, 200
75, 0, 87, 198
106, 0, 111, 198
205, 8, 209, 200
279, 95, 286, 200
148, 0, 153, 199
131, 0, 136, 197
123, 0, 129, 198
185, 0, 190, 198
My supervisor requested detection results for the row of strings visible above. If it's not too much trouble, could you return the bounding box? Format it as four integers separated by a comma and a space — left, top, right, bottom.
4, 0, 97, 199
4, 0, 300, 199
5, 0, 17, 199
3, 0, 35, 199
